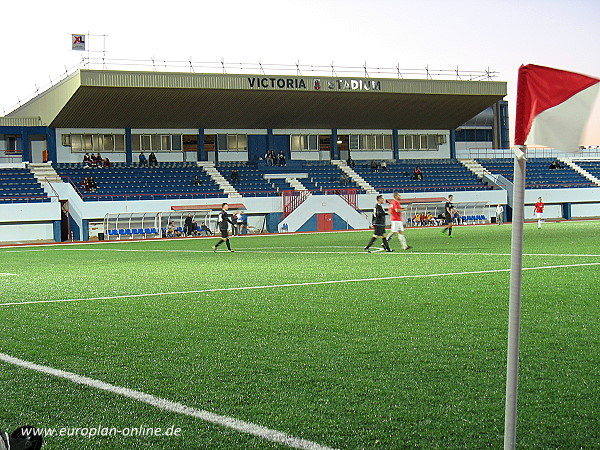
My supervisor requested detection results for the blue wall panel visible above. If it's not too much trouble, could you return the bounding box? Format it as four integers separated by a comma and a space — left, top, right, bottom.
248, 135, 267, 161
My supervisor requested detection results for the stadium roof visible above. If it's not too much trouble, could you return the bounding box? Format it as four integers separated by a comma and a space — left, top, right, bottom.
7, 69, 507, 130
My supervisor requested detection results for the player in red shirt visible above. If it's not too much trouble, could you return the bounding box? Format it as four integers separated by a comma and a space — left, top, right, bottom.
534, 197, 544, 229
385, 192, 412, 250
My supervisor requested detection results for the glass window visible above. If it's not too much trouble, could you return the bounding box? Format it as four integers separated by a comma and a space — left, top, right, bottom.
132, 135, 141, 151
141, 135, 151, 151
309, 135, 318, 150
151, 135, 161, 151
92, 135, 103, 151
161, 135, 171, 151
114, 135, 125, 151
171, 135, 182, 151
217, 134, 228, 151
238, 134, 247, 150
83, 134, 93, 152
428, 135, 437, 149
291, 135, 302, 151
62, 135, 71, 146
103, 135, 114, 151
383, 135, 392, 150
227, 135, 237, 150
71, 134, 82, 152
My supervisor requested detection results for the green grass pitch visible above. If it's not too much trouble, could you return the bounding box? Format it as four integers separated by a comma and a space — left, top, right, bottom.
0, 220, 599, 449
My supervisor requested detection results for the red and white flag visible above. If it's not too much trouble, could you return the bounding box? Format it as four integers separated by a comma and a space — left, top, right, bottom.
514, 64, 599, 152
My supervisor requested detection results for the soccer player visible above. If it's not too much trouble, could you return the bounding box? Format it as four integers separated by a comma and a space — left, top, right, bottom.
212, 203, 235, 252
385, 192, 412, 250
534, 197, 544, 228
365, 195, 394, 253
496, 203, 504, 225
441, 194, 460, 237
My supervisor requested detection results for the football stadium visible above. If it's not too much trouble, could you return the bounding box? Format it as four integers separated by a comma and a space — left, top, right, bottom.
0, 61, 599, 449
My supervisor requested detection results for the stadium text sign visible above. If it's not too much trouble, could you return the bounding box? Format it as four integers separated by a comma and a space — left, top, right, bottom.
247, 77, 381, 91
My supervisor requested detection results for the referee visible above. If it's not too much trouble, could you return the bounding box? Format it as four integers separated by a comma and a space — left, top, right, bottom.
365, 195, 394, 253
212, 203, 235, 252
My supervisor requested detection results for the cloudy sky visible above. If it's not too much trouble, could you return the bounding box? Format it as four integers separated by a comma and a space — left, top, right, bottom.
1, 0, 599, 145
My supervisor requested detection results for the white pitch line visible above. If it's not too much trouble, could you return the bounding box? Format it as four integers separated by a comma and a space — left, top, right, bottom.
0, 273, 17, 276
4, 247, 600, 258
0, 353, 334, 450
2, 262, 600, 308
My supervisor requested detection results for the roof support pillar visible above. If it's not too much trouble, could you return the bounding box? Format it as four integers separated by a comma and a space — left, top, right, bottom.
449, 129, 456, 159
331, 129, 339, 160
266, 128, 274, 151
46, 128, 57, 163
20, 127, 30, 163
393, 129, 399, 160
197, 128, 206, 161
125, 128, 132, 165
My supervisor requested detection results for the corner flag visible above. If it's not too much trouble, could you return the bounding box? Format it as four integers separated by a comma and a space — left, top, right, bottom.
514, 64, 600, 151
505, 64, 599, 450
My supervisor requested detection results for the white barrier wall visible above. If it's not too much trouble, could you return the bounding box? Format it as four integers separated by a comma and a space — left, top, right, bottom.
0, 201, 61, 242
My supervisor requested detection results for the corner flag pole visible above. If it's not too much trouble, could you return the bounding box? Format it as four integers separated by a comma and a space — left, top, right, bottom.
504, 145, 527, 449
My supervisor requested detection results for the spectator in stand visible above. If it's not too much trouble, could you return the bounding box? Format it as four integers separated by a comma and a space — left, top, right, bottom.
148, 152, 158, 167
88, 176, 98, 193
371, 160, 379, 172
103, 157, 112, 168
81, 177, 89, 192
139, 152, 148, 167
340, 171, 349, 185
413, 166, 423, 180
381, 160, 388, 172
83, 153, 92, 168
346, 155, 355, 168
264, 151, 272, 166
278, 150, 286, 166
192, 175, 202, 186
230, 169, 239, 183
94, 153, 103, 167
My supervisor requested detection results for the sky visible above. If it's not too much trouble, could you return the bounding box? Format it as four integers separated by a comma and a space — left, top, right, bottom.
1, 0, 599, 145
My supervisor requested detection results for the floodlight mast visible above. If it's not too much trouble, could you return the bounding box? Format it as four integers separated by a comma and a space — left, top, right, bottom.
504, 145, 527, 449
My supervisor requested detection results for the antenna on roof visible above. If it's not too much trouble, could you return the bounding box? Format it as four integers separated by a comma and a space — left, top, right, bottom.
426, 65, 432, 80
396, 64, 403, 79
221, 58, 226, 74
456, 65, 462, 80
189, 57, 194, 73
364, 61, 369, 78
259, 59, 265, 75
151, 55, 156, 71
331, 61, 337, 77
296, 60, 301, 76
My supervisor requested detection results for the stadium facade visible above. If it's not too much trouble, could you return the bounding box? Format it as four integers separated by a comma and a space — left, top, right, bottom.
0, 69, 598, 242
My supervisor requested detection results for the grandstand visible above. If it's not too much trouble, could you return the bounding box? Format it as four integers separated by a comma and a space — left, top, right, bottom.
0, 167, 50, 203
352, 159, 489, 192
477, 158, 595, 188
54, 162, 222, 201
0, 65, 599, 242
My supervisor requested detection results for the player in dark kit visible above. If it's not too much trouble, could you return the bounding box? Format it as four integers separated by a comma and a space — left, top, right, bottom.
212, 203, 235, 252
441, 194, 460, 237
365, 195, 394, 253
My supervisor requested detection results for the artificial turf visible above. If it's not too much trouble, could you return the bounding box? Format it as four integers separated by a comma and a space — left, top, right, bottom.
0, 220, 598, 449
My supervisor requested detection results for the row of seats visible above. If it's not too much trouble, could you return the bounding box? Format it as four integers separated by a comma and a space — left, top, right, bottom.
477, 158, 594, 188
0, 168, 49, 203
